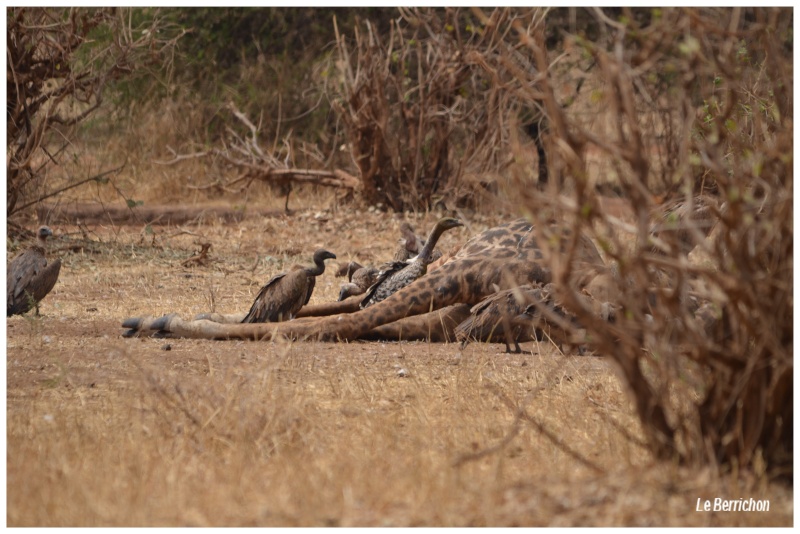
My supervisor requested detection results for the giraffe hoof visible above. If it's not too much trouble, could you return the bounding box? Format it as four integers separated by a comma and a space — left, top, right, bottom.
150, 313, 178, 332
121, 316, 148, 330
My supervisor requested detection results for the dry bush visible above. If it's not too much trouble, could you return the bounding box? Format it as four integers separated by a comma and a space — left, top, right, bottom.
6, 7, 182, 224
488, 7, 791, 475
328, 8, 557, 211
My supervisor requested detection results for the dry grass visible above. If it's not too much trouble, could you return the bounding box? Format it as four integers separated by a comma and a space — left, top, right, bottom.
6, 206, 792, 527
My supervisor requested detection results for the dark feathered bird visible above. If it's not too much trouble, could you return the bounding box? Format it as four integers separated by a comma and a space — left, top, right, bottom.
393, 222, 425, 261
393, 221, 444, 263
242, 249, 336, 323
454, 284, 549, 353
335, 261, 364, 279
338, 265, 380, 301
361, 217, 463, 308
7, 226, 62, 316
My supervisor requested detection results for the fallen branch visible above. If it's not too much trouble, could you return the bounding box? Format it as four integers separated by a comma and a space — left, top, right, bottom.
155, 104, 362, 194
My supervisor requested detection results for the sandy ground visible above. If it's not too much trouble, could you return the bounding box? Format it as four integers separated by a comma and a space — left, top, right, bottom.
5, 206, 793, 527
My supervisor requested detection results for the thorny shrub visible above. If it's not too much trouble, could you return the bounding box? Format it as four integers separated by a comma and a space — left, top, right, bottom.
494, 7, 791, 475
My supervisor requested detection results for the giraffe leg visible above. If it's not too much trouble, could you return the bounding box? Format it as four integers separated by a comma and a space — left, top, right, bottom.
359, 304, 471, 342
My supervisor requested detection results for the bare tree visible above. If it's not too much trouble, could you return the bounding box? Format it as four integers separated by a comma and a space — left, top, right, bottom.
6, 7, 183, 222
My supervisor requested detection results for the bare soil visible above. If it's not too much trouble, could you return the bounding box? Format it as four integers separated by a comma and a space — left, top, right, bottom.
6, 204, 792, 527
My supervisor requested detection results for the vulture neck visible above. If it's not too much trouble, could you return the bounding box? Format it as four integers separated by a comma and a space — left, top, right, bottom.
416, 222, 446, 264
306, 255, 327, 277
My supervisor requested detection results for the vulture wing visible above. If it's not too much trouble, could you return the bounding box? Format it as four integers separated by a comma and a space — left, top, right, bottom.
241, 269, 310, 323
241, 272, 287, 323
360, 261, 407, 308
7, 247, 59, 316
303, 275, 316, 306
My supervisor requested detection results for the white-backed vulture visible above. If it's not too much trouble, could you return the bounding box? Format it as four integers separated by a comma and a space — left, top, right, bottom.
338, 265, 380, 301
7, 226, 61, 316
241, 249, 336, 323
361, 217, 463, 308
393, 221, 444, 263
393, 222, 425, 262
454, 284, 557, 353
335, 261, 364, 279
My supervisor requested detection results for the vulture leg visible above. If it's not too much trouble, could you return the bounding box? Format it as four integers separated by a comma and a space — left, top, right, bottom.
501, 315, 522, 354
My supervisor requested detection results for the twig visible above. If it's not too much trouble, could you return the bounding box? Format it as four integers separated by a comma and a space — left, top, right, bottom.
453, 375, 605, 475
586, 396, 650, 449
488, 381, 605, 474
452, 419, 522, 467
153, 146, 210, 165
13, 163, 126, 214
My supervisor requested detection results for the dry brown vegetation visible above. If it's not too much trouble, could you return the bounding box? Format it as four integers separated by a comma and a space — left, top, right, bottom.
6, 7, 183, 224
6, 6, 793, 528
502, 7, 793, 474
6, 210, 792, 527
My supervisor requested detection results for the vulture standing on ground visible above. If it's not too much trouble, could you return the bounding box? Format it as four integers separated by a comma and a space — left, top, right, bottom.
241, 248, 336, 323
7, 226, 62, 316
361, 217, 463, 308
338, 265, 380, 301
